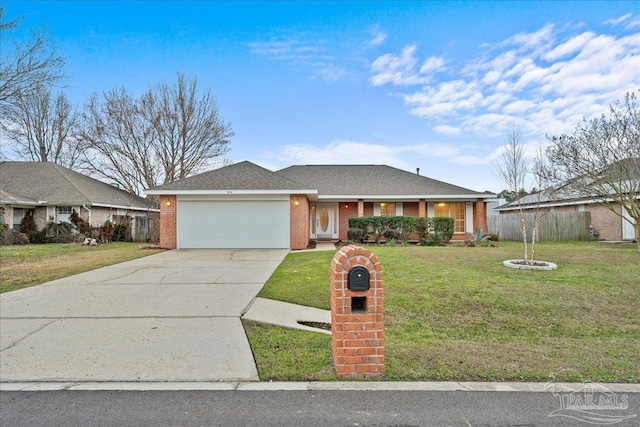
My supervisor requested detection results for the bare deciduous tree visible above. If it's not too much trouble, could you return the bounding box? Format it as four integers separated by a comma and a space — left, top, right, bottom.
0, 84, 81, 168
77, 73, 233, 195
78, 89, 161, 195
0, 7, 66, 108
546, 91, 640, 250
141, 72, 233, 182
494, 126, 547, 265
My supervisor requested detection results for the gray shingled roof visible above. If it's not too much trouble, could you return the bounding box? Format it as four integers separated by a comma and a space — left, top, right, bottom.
277, 164, 487, 197
146, 161, 316, 193
0, 162, 155, 210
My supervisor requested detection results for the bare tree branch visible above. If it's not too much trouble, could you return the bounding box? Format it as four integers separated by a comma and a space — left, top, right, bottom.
546, 90, 640, 250
0, 84, 80, 168
0, 7, 66, 108
77, 73, 233, 195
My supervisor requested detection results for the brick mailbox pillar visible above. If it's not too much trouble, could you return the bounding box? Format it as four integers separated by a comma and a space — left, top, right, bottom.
330, 245, 384, 379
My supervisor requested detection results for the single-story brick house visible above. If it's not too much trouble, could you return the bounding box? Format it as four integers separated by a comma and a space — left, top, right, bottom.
0, 162, 158, 238
145, 161, 496, 249
494, 190, 638, 242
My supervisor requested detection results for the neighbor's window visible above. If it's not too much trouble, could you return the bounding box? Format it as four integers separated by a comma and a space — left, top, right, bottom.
12, 208, 25, 230
57, 206, 72, 215
380, 203, 396, 216
435, 202, 465, 233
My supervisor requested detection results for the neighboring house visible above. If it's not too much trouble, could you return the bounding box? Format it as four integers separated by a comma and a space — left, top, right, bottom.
0, 162, 158, 238
145, 161, 496, 250
494, 189, 638, 242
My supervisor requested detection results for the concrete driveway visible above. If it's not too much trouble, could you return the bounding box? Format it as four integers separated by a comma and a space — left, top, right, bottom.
0, 249, 288, 383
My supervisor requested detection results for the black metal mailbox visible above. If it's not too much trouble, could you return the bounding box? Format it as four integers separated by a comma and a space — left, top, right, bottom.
348, 266, 370, 291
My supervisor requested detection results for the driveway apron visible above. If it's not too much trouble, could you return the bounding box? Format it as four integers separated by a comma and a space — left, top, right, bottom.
0, 249, 288, 383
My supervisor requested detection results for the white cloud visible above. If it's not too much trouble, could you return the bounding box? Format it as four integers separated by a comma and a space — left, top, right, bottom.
604, 13, 632, 26
367, 26, 387, 47
434, 125, 461, 135
369, 22, 640, 142
263, 140, 410, 169
248, 36, 346, 83
369, 45, 445, 86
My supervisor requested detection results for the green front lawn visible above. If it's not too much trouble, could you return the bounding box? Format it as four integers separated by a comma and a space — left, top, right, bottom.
0, 242, 165, 293
245, 241, 640, 382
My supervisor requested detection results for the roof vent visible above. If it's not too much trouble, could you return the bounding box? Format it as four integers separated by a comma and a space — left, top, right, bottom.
416, 167, 420, 176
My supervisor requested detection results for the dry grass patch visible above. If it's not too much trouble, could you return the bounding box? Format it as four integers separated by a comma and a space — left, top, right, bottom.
0, 243, 165, 293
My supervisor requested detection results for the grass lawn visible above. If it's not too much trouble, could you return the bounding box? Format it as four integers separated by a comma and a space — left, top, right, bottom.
0, 242, 165, 293
244, 241, 640, 382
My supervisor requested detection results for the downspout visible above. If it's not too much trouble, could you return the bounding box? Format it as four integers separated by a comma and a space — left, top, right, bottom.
82, 205, 92, 226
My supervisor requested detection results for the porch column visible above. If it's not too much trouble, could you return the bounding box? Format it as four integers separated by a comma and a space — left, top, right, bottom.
418, 199, 426, 217
357, 199, 364, 217
473, 200, 487, 234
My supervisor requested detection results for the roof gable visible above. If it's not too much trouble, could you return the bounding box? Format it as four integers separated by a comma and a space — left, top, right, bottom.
0, 162, 155, 210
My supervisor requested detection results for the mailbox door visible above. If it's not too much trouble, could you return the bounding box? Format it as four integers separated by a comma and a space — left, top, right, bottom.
348, 266, 370, 291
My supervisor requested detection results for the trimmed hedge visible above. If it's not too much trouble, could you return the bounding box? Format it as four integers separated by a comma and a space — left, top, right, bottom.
348, 216, 454, 244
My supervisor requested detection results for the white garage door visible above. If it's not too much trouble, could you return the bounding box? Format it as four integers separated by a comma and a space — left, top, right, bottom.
177, 195, 290, 249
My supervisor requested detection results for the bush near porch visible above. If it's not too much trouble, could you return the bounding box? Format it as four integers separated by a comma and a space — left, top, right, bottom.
246, 241, 640, 382
348, 216, 455, 244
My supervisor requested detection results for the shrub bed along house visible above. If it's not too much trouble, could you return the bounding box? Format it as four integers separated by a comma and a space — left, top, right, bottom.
348, 216, 454, 245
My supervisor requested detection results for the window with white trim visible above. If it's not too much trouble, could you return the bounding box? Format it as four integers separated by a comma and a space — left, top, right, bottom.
434, 202, 466, 233
380, 202, 396, 216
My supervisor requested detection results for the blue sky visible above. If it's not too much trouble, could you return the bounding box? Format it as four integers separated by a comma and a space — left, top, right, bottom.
3, 1, 639, 192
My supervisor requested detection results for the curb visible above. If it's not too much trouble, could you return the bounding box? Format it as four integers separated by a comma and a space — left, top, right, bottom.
2, 381, 639, 392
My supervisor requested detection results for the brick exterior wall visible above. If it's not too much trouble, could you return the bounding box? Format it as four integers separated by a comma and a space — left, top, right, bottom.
588, 203, 623, 241
330, 245, 384, 379
159, 195, 177, 249
290, 195, 310, 250
339, 202, 358, 242
402, 202, 419, 217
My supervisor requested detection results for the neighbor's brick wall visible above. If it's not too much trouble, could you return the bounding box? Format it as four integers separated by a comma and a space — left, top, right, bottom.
33, 207, 47, 230
159, 195, 177, 249
1, 206, 12, 228
290, 195, 309, 250
330, 245, 384, 379
589, 203, 623, 241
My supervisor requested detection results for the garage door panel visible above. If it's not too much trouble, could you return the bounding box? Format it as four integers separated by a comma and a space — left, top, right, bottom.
178, 200, 290, 249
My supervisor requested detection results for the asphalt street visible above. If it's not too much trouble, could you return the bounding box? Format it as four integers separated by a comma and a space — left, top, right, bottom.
2, 390, 639, 427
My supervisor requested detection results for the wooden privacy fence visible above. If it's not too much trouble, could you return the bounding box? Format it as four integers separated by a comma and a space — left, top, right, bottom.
487, 211, 592, 241
134, 216, 155, 242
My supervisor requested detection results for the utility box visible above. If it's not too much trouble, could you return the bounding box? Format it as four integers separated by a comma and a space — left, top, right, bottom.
330, 245, 384, 379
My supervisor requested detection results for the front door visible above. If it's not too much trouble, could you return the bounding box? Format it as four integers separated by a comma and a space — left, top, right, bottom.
311, 203, 338, 240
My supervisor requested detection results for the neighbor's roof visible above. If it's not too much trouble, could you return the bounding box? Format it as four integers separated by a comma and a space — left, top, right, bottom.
0, 162, 156, 210
277, 164, 491, 199
146, 161, 317, 194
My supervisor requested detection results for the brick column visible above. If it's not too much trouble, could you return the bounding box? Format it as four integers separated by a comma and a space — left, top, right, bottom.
159, 195, 177, 249
290, 195, 309, 250
418, 199, 426, 217
473, 200, 487, 234
330, 245, 384, 379
357, 199, 364, 217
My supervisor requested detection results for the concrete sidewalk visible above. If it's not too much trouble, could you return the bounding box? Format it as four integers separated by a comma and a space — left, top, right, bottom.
0, 249, 288, 383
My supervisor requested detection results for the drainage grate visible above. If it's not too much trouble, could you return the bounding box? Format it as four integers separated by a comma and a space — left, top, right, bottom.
297, 320, 332, 331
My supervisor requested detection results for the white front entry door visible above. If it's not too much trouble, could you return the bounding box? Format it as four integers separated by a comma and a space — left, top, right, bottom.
311, 204, 338, 240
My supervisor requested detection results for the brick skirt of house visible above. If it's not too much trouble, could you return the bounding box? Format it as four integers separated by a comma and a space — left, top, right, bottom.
330, 245, 384, 379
